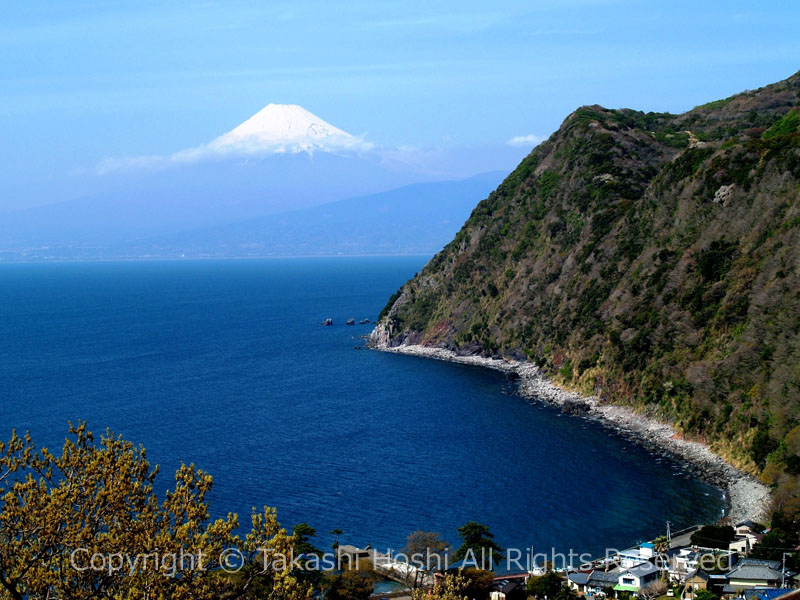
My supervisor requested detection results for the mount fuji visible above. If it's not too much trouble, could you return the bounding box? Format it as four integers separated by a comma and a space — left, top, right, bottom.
202, 103, 371, 156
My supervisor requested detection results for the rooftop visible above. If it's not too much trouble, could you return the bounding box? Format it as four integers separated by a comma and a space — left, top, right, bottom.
625, 562, 660, 578
727, 561, 783, 582
588, 571, 621, 585
569, 573, 590, 585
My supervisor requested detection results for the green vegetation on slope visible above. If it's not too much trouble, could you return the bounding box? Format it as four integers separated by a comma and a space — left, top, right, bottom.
374, 71, 800, 513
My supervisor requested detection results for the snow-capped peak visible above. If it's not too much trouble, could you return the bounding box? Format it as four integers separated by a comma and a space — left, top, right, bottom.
99, 104, 372, 172
207, 104, 368, 155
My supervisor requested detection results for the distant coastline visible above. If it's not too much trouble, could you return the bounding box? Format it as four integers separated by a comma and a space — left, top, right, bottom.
368, 341, 771, 526
0, 253, 436, 264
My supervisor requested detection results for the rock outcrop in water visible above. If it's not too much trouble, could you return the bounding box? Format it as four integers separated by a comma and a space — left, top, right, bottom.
371, 71, 800, 512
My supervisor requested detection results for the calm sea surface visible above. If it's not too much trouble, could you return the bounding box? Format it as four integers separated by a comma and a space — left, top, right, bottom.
0, 258, 723, 557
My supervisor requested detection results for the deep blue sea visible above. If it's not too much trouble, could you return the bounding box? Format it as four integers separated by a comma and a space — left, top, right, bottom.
0, 257, 724, 558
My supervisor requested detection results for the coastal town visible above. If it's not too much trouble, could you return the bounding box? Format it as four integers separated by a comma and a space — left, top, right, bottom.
338, 520, 797, 600
562, 521, 796, 600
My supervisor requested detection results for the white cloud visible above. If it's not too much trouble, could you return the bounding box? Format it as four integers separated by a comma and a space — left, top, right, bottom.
96, 103, 375, 174
96, 134, 375, 174
96, 154, 167, 174
505, 134, 546, 148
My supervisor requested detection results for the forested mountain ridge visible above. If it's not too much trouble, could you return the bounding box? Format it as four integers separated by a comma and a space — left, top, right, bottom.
370, 71, 800, 507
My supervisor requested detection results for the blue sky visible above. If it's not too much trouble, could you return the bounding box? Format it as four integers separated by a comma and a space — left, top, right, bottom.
1, 0, 799, 209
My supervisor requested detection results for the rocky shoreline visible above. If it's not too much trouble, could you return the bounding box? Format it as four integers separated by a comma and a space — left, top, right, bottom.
368, 341, 771, 525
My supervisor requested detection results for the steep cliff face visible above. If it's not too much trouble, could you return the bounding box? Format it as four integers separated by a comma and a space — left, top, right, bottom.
370, 72, 800, 496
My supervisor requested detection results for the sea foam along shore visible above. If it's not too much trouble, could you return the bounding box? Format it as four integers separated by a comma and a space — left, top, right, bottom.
370, 342, 771, 525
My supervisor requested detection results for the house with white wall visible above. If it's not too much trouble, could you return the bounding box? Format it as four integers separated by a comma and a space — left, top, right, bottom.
615, 562, 661, 594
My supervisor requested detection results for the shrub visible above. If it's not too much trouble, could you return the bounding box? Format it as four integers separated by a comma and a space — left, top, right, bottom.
690, 525, 736, 549
697, 240, 736, 282
763, 109, 800, 139
751, 428, 779, 468
559, 359, 573, 382
378, 289, 402, 321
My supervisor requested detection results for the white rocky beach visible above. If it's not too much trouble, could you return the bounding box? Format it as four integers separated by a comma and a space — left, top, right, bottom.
369, 341, 771, 525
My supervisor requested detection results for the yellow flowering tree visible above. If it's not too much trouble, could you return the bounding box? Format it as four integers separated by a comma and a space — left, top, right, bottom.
0, 422, 312, 600
413, 575, 468, 600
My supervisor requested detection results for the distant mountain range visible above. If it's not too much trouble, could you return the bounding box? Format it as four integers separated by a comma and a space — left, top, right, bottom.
122, 172, 505, 258
0, 103, 516, 260
0, 172, 505, 260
